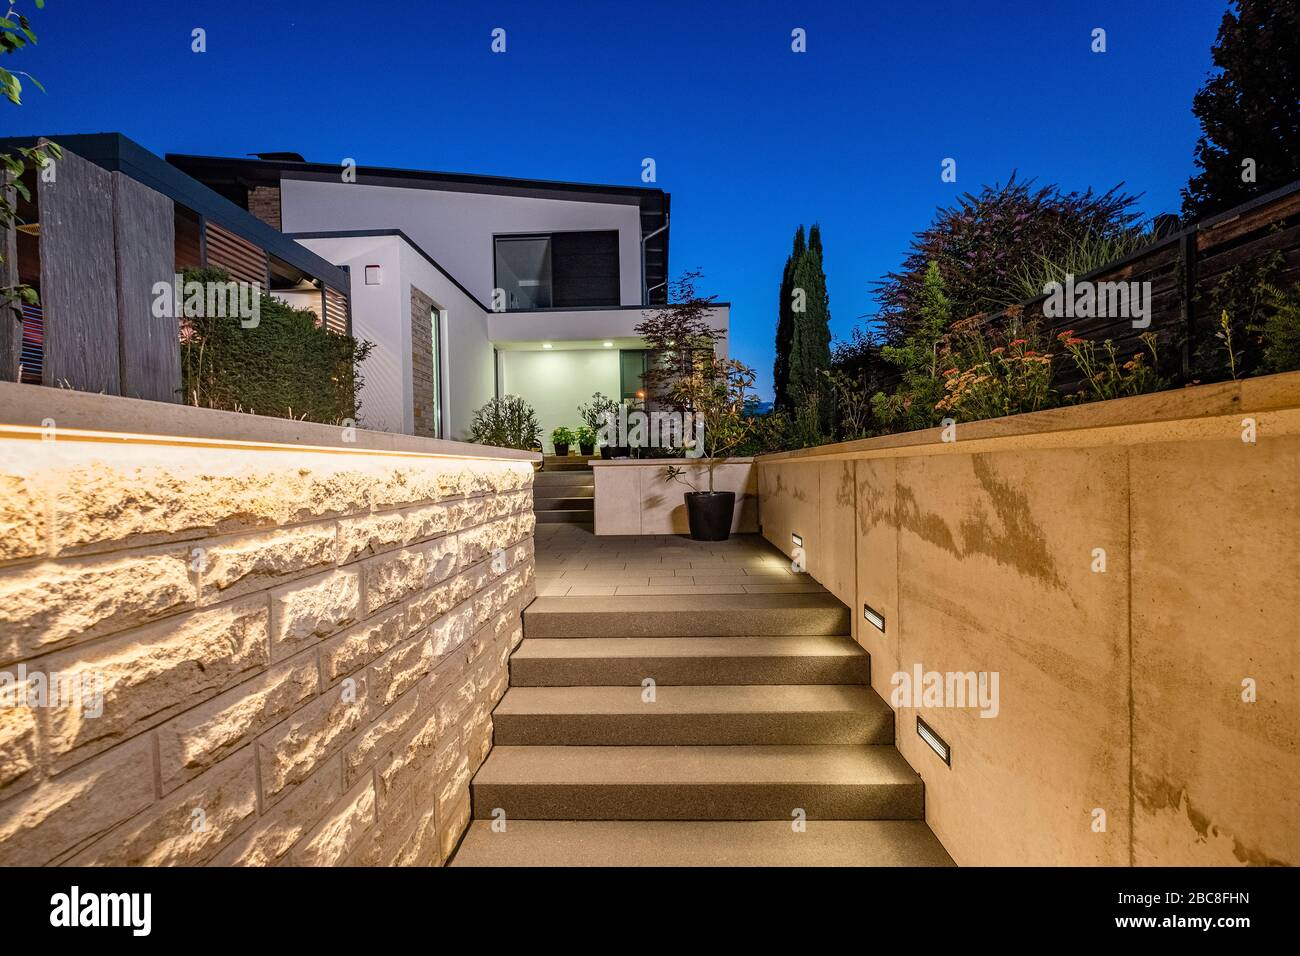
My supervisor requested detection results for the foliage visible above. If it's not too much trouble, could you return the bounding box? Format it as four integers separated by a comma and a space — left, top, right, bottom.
1181, 0, 1300, 219
874, 173, 1142, 343
1257, 282, 1300, 374
1057, 330, 1166, 401
663, 354, 757, 493
550, 426, 575, 448
871, 261, 951, 432
468, 395, 541, 450
786, 224, 833, 430
1004, 228, 1153, 306
772, 225, 805, 412
820, 367, 873, 441
574, 425, 597, 448
577, 391, 619, 437
935, 317, 1057, 421
1195, 246, 1283, 380
180, 268, 372, 424
1, 0, 59, 322
633, 270, 723, 411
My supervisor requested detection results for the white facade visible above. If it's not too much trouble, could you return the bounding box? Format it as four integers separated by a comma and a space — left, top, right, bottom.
281, 174, 729, 447
281, 179, 645, 306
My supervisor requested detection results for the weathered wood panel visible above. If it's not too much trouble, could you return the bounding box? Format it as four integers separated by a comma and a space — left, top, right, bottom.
37, 149, 120, 394
113, 172, 180, 402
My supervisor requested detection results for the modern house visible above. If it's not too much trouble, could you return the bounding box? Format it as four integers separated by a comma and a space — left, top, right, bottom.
168, 152, 730, 445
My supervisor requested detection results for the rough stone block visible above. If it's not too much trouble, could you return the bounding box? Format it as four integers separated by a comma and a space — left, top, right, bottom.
200, 523, 336, 606
270, 568, 361, 660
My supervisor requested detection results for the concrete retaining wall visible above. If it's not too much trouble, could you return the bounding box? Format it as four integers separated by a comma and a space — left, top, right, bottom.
593, 458, 757, 535
756, 372, 1300, 866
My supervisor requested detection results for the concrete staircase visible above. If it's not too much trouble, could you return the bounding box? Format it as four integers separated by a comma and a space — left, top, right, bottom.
451, 591, 953, 866
533, 462, 594, 528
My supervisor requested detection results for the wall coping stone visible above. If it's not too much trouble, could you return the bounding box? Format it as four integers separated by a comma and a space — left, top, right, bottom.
0, 381, 540, 462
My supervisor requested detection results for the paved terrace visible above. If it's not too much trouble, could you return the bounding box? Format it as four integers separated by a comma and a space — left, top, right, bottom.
534, 524, 828, 597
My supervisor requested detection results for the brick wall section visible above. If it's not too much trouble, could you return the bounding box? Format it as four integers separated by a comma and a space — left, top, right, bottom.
247, 185, 282, 231
411, 286, 437, 439
0, 436, 535, 866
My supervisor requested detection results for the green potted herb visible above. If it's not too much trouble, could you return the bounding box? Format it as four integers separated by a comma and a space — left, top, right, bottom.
575, 425, 597, 456
551, 426, 575, 457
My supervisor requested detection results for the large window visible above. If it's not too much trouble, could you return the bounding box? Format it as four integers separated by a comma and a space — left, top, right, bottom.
620, 349, 648, 403
494, 231, 619, 310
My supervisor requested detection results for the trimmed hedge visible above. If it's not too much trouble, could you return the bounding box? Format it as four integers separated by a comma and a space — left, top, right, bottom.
179, 267, 373, 424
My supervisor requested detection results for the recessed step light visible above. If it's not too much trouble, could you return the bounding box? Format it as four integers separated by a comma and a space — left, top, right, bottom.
863, 602, 885, 633
916, 716, 950, 766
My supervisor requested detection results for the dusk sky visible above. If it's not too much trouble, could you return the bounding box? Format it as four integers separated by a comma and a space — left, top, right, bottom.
15, 0, 1230, 399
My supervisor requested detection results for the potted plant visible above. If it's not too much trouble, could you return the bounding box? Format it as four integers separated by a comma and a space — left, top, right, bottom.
578, 392, 622, 458
575, 425, 597, 457
662, 355, 757, 541
551, 426, 575, 457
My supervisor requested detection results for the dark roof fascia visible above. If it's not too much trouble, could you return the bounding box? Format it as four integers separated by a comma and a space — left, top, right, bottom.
1, 133, 351, 293
167, 152, 666, 208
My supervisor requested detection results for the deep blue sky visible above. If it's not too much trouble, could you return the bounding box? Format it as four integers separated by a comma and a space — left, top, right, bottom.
15, 0, 1229, 399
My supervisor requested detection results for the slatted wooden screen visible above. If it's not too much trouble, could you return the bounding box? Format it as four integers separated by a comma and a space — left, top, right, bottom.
204, 221, 267, 288
324, 286, 350, 335
19, 302, 42, 384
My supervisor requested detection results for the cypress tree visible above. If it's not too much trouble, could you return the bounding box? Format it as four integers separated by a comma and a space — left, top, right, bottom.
787, 224, 832, 426
772, 226, 805, 411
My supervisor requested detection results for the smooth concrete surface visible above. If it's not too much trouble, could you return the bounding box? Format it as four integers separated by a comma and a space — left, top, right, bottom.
451, 820, 955, 867
593, 459, 757, 535
755, 372, 1300, 867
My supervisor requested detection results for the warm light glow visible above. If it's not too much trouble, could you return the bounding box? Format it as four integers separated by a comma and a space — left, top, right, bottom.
542, 343, 553, 349
602, 341, 613, 348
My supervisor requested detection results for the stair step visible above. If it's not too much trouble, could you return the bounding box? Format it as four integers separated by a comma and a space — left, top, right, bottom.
532, 497, 595, 511
470, 745, 924, 820
535, 511, 596, 525
492, 684, 893, 745
524, 593, 851, 637
510, 636, 870, 686
535, 470, 596, 483
450, 820, 954, 867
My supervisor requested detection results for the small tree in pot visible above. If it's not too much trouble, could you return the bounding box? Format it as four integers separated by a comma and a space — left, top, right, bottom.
578, 391, 622, 457
662, 354, 757, 541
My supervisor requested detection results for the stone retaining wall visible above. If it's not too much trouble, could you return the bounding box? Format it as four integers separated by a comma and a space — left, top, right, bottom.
0, 410, 536, 866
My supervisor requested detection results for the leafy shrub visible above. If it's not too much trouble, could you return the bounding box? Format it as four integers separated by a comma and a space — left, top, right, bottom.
871, 261, 951, 432
468, 395, 541, 450
574, 426, 598, 448
1258, 282, 1300, 373
875, 174, 1142, 343
180, 267, 372, 424
551, 426, 575, 448
577, 391, 620, 436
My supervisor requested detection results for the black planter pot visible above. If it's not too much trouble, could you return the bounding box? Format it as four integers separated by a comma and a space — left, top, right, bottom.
579, 443, 595, 456
600, 445, 614, 460
684, 491, 736, 541
553, 443, 570, 457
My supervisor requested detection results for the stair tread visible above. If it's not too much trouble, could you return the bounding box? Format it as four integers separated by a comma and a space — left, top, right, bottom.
524, 593, 851, 637
512, 635, 867, 660
496, 684, 887, 716
475, 744, 920, 787
450, 820, 954, 867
